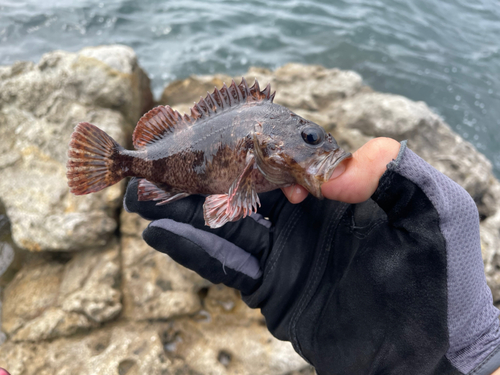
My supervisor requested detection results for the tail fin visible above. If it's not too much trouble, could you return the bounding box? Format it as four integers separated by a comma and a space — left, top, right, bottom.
67, 122, 125, 195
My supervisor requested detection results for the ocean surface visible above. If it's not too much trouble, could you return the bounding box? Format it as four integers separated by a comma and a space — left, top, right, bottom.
1, 0, 499, 175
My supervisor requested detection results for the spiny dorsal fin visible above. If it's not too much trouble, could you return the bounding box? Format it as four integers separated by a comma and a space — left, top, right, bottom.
133, 106, 187, 149
132, 78, 275, 149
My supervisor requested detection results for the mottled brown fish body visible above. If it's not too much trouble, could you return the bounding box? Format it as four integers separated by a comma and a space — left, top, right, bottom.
118, 102, 279, 195
67, 78, 351, 228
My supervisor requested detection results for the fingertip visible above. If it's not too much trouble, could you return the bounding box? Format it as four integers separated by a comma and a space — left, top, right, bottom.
282, 184, 308, 204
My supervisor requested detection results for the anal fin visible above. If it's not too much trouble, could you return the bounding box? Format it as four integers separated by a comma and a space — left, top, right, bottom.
137, 179, 189, 205
203, 153, 260, 228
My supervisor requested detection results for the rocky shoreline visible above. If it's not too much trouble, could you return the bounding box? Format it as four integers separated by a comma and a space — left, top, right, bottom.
0, 45, 499, 374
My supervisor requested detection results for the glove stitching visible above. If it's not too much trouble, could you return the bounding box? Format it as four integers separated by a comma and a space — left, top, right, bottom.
289, 203, 349, 359
263, 206, 303, 281
470, 343, 500, 375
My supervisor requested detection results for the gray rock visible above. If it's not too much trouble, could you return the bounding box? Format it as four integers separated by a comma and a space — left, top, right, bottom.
160, 73, 233, 107
2, 258, 64, 336
0, 212, 23, 288
0, 322, 172, 375
0, 318, 309, 375
10, 308, 91, 342
269, 63, 364, 111
59, 240, 122, 323
0, 45, 153, 252
1, 241, 121, 342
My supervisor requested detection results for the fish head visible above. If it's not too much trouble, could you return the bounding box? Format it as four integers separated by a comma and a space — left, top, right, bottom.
253, 108, 351, 198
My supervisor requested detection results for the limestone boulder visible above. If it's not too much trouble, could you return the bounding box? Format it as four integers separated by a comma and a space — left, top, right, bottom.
0, 45, 153, 252
1, 240, 121, 342
0, 322, 173, 375
160, 73, 233, 108
0, 319, 309, 375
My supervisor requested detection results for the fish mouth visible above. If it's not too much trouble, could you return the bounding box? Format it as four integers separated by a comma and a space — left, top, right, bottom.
303, 148, 352, 198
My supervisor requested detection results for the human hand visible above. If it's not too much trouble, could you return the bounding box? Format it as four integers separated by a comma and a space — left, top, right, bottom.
282, 137, 401, 204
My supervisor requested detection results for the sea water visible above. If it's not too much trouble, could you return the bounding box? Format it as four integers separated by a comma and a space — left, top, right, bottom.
1, 0, 499, 175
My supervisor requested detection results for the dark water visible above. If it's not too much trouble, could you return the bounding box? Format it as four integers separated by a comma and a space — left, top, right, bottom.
1, 0, 499, 175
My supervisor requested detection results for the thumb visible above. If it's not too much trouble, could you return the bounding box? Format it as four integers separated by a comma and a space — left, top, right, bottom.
321, 137, 401, 203
283, 137, 401, 204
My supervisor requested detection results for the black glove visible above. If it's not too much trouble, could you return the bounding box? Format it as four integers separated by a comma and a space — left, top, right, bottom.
124, 155, 499, 375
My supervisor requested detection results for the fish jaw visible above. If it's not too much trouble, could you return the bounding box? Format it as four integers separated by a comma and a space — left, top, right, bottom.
300, 148, 352, 198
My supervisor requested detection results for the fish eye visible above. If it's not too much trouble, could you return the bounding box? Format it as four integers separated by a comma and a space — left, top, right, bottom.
301, 127, 324, 145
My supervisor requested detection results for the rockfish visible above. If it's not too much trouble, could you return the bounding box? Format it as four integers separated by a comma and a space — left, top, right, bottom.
67, 78, 351, 228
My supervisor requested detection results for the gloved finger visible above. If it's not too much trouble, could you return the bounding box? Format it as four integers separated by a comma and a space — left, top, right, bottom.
124, 178, 272, 255
144, 219, 262, 295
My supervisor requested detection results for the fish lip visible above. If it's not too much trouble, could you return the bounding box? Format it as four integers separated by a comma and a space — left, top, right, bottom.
303, 149, 352, 198
323, 149, 352, 181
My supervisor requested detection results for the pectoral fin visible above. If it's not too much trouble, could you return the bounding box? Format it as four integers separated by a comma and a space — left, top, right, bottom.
203, 153, 260, 228
137, 179, 189, 205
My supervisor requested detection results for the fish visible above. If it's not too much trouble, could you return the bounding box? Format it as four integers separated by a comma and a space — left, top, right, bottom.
67, 78, 351, 228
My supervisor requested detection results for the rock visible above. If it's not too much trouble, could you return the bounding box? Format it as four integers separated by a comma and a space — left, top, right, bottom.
9, 308, 91, 343
270, 63, 363, 111
0, 318, 309, 375
119, 209, 308, 373
0, 311, 309, 374
0, 211, 23, 288
1, 258, 64, 336
165, 319, 309, 375
120, 210, 208, 320
1, 241, 121, 341
0, 45, 153, 252
0, 322, 173, 375
160, 73, 233, 107
58, 241, 122, 323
